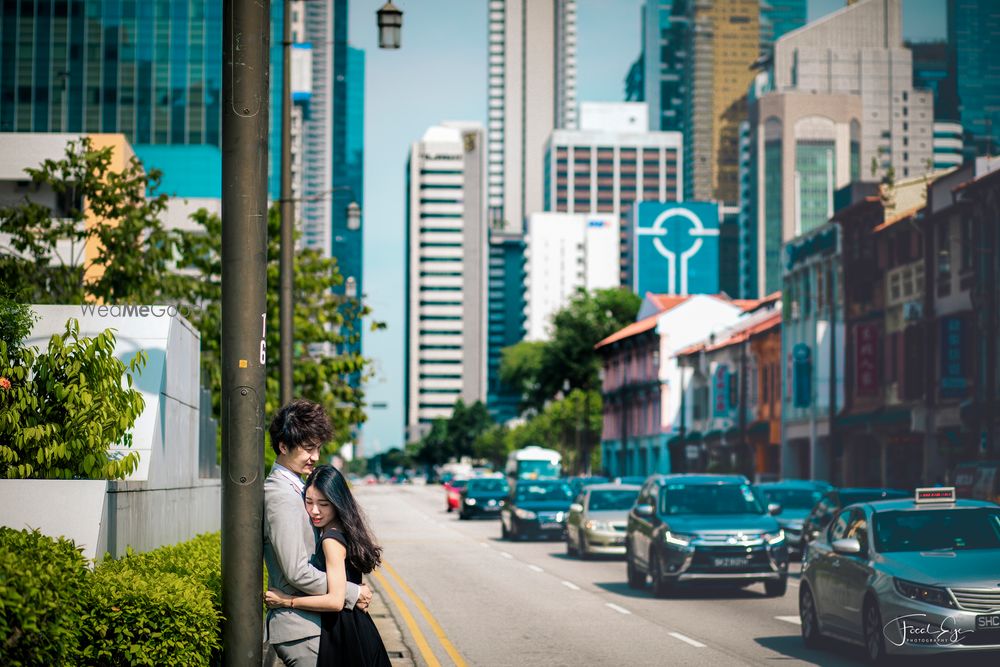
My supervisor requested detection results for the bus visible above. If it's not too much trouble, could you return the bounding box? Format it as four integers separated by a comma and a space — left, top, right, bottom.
505, 446, 562, 482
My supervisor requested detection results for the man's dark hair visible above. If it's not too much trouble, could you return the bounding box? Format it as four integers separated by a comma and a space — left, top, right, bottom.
269, 399, 333, 455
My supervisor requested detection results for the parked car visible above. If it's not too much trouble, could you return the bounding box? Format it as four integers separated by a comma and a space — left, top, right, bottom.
500, 480, 574, 541
801, 487, 909, 555
799, 487, 1000, 663
459, 477, 510, 520
444, 477, 469, 512
615, 475, 648, 486
756, 480, 832, 556
565, 483, 640, 559
566, 475, 610, 497
626, 474, 789, 597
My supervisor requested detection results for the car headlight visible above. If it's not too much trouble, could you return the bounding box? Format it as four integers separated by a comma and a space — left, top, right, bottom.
893, 578, 956, 609
465, 498, 476, 506
514, 508, 537, 520
584, 520, 613, 531
664, 531, 694, 547
765, 529, 786, 545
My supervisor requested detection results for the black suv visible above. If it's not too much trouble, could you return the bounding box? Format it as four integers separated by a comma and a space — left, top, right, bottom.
625, 474, 789, 597
799, 487, 908, 555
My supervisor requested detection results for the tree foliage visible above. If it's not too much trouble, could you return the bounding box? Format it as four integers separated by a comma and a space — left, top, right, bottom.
0, 137, 173, 304
501, 287, 639, 413
169, 206, 377, 451
0, 320, 146, 479
413, 400, 493, 465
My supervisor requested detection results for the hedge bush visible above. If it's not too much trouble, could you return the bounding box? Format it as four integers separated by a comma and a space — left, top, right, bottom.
0, 529, 225, 666
0, 527, 89, 666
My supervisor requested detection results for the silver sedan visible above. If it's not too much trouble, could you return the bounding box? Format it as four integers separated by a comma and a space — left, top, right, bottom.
565, 484, 639, 559
799, 488, 1000, 663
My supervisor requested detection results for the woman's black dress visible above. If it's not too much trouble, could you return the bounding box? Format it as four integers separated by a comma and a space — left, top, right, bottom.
315, 529, 391, 667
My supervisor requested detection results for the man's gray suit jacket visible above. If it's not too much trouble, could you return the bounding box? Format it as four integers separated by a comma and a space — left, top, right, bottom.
263, 468, 360, 645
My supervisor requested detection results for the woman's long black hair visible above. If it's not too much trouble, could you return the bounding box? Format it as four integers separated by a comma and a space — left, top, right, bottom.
305, 465, 383, 574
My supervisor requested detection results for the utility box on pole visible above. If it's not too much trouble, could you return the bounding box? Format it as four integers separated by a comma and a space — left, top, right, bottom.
221, 0, 270, 663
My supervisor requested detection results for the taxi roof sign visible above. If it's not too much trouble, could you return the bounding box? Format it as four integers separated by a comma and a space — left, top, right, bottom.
915, 487, 956, 504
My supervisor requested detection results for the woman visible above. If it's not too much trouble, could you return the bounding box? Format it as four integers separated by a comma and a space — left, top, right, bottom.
265, 465, 391, 667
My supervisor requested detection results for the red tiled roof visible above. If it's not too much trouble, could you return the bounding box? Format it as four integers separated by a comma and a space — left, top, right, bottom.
872, 205, 923, 233
644, 293, 691, 312
594, 312, 662, 349
674, 311, 782, 358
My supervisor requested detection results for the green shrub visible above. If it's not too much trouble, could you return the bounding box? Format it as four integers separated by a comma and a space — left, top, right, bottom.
0, 319, 147, 480
0, 527, 89, 666
81, 566, 220, 666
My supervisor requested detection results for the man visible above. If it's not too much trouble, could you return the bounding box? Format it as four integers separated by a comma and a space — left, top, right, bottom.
264, 399, 372, 666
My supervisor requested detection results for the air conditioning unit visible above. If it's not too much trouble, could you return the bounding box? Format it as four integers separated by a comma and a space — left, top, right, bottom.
902, 301, 923, 322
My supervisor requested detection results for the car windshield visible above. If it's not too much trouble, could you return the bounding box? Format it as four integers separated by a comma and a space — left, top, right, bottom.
468, 479, 508, 493
516, 483, 573, 502
660, 483, 764, 515
760, 488, 823, 509
874, 508, 1000, 552
449, 479, 468, 489
518, 461, 560, 479
588, 489, 638, 511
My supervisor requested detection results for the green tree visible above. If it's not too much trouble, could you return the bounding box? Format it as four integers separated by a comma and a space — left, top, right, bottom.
473, 423, 511, 469
0, 137, 173, 304
0, 320, 146, 479
500, 287, 639, 414
413, 400, 494, 466
170, 206, 378, 453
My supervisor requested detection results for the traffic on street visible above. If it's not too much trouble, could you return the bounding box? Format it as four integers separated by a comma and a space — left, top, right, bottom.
354, 476, 1000, 666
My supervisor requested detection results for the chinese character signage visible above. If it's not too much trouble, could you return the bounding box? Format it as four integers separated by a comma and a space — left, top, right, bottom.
855, 323, 879, 396
793, 343, 812, 408
939, 316, 967, 398
632, 202, 720, 295
713, 365, 730, 416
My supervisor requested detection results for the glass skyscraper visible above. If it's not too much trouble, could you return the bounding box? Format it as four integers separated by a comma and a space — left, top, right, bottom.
1, 0, 222, 146
948, 0, 1000, 157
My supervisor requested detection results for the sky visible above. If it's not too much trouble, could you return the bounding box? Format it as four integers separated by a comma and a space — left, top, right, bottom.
350, 0, 946, 456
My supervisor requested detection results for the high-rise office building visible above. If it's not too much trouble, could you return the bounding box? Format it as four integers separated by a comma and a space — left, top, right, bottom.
524, 213, 620, 342
947, 0, 1000, 158
759, 0, 807, 53
771, 0, 934, 182
909, 41, 956, 121
486, 231, 525, 424
680, 0, 760, 204
336, 46, 365, 306
544, 119, 683, 283
405, 123, 488, 441
487, 0, 577, 232
0, 0, 222, 146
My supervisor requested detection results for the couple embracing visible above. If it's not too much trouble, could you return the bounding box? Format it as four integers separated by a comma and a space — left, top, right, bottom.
263, 399, 391, 667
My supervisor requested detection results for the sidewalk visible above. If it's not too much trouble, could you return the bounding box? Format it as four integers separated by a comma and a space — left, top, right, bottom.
263, 582, 416, 666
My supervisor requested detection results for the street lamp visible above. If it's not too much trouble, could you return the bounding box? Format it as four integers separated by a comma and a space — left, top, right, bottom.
376, 1, 403, 49
347, 201, 361, 230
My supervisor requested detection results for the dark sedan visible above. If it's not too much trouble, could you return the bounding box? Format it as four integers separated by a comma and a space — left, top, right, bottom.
756, 480, 832, 555
459, 477, 510, 520
501, 480, 574, 541
800, 487, 909, 555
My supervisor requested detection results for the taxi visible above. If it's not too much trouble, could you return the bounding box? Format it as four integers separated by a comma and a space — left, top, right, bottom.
799, 487, 1000, 663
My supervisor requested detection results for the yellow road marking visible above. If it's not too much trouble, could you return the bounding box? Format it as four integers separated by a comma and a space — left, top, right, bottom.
381, 560, 468, 667
371, 569, 441, 667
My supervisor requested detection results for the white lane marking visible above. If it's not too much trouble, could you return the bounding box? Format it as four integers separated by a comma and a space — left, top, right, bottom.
775, 616, 802, 625
561, 580, 581, 591
500, 551, 513, 559
606, 603, 631, 615
668, 632, 706, 648
527, 564, 544, 573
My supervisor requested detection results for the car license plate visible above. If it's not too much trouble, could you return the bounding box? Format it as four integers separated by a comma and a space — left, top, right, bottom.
712, 556, 748, 569
976, 614, 1000, 631
541, 522, 562, 530
484, 505, 499, 511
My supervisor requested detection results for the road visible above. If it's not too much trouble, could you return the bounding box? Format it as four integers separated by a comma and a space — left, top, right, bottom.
353, 483, 992, 667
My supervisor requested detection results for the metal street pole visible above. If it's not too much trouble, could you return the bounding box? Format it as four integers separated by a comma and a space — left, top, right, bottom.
279, 0, 294, 405
221, 0, 269, 663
